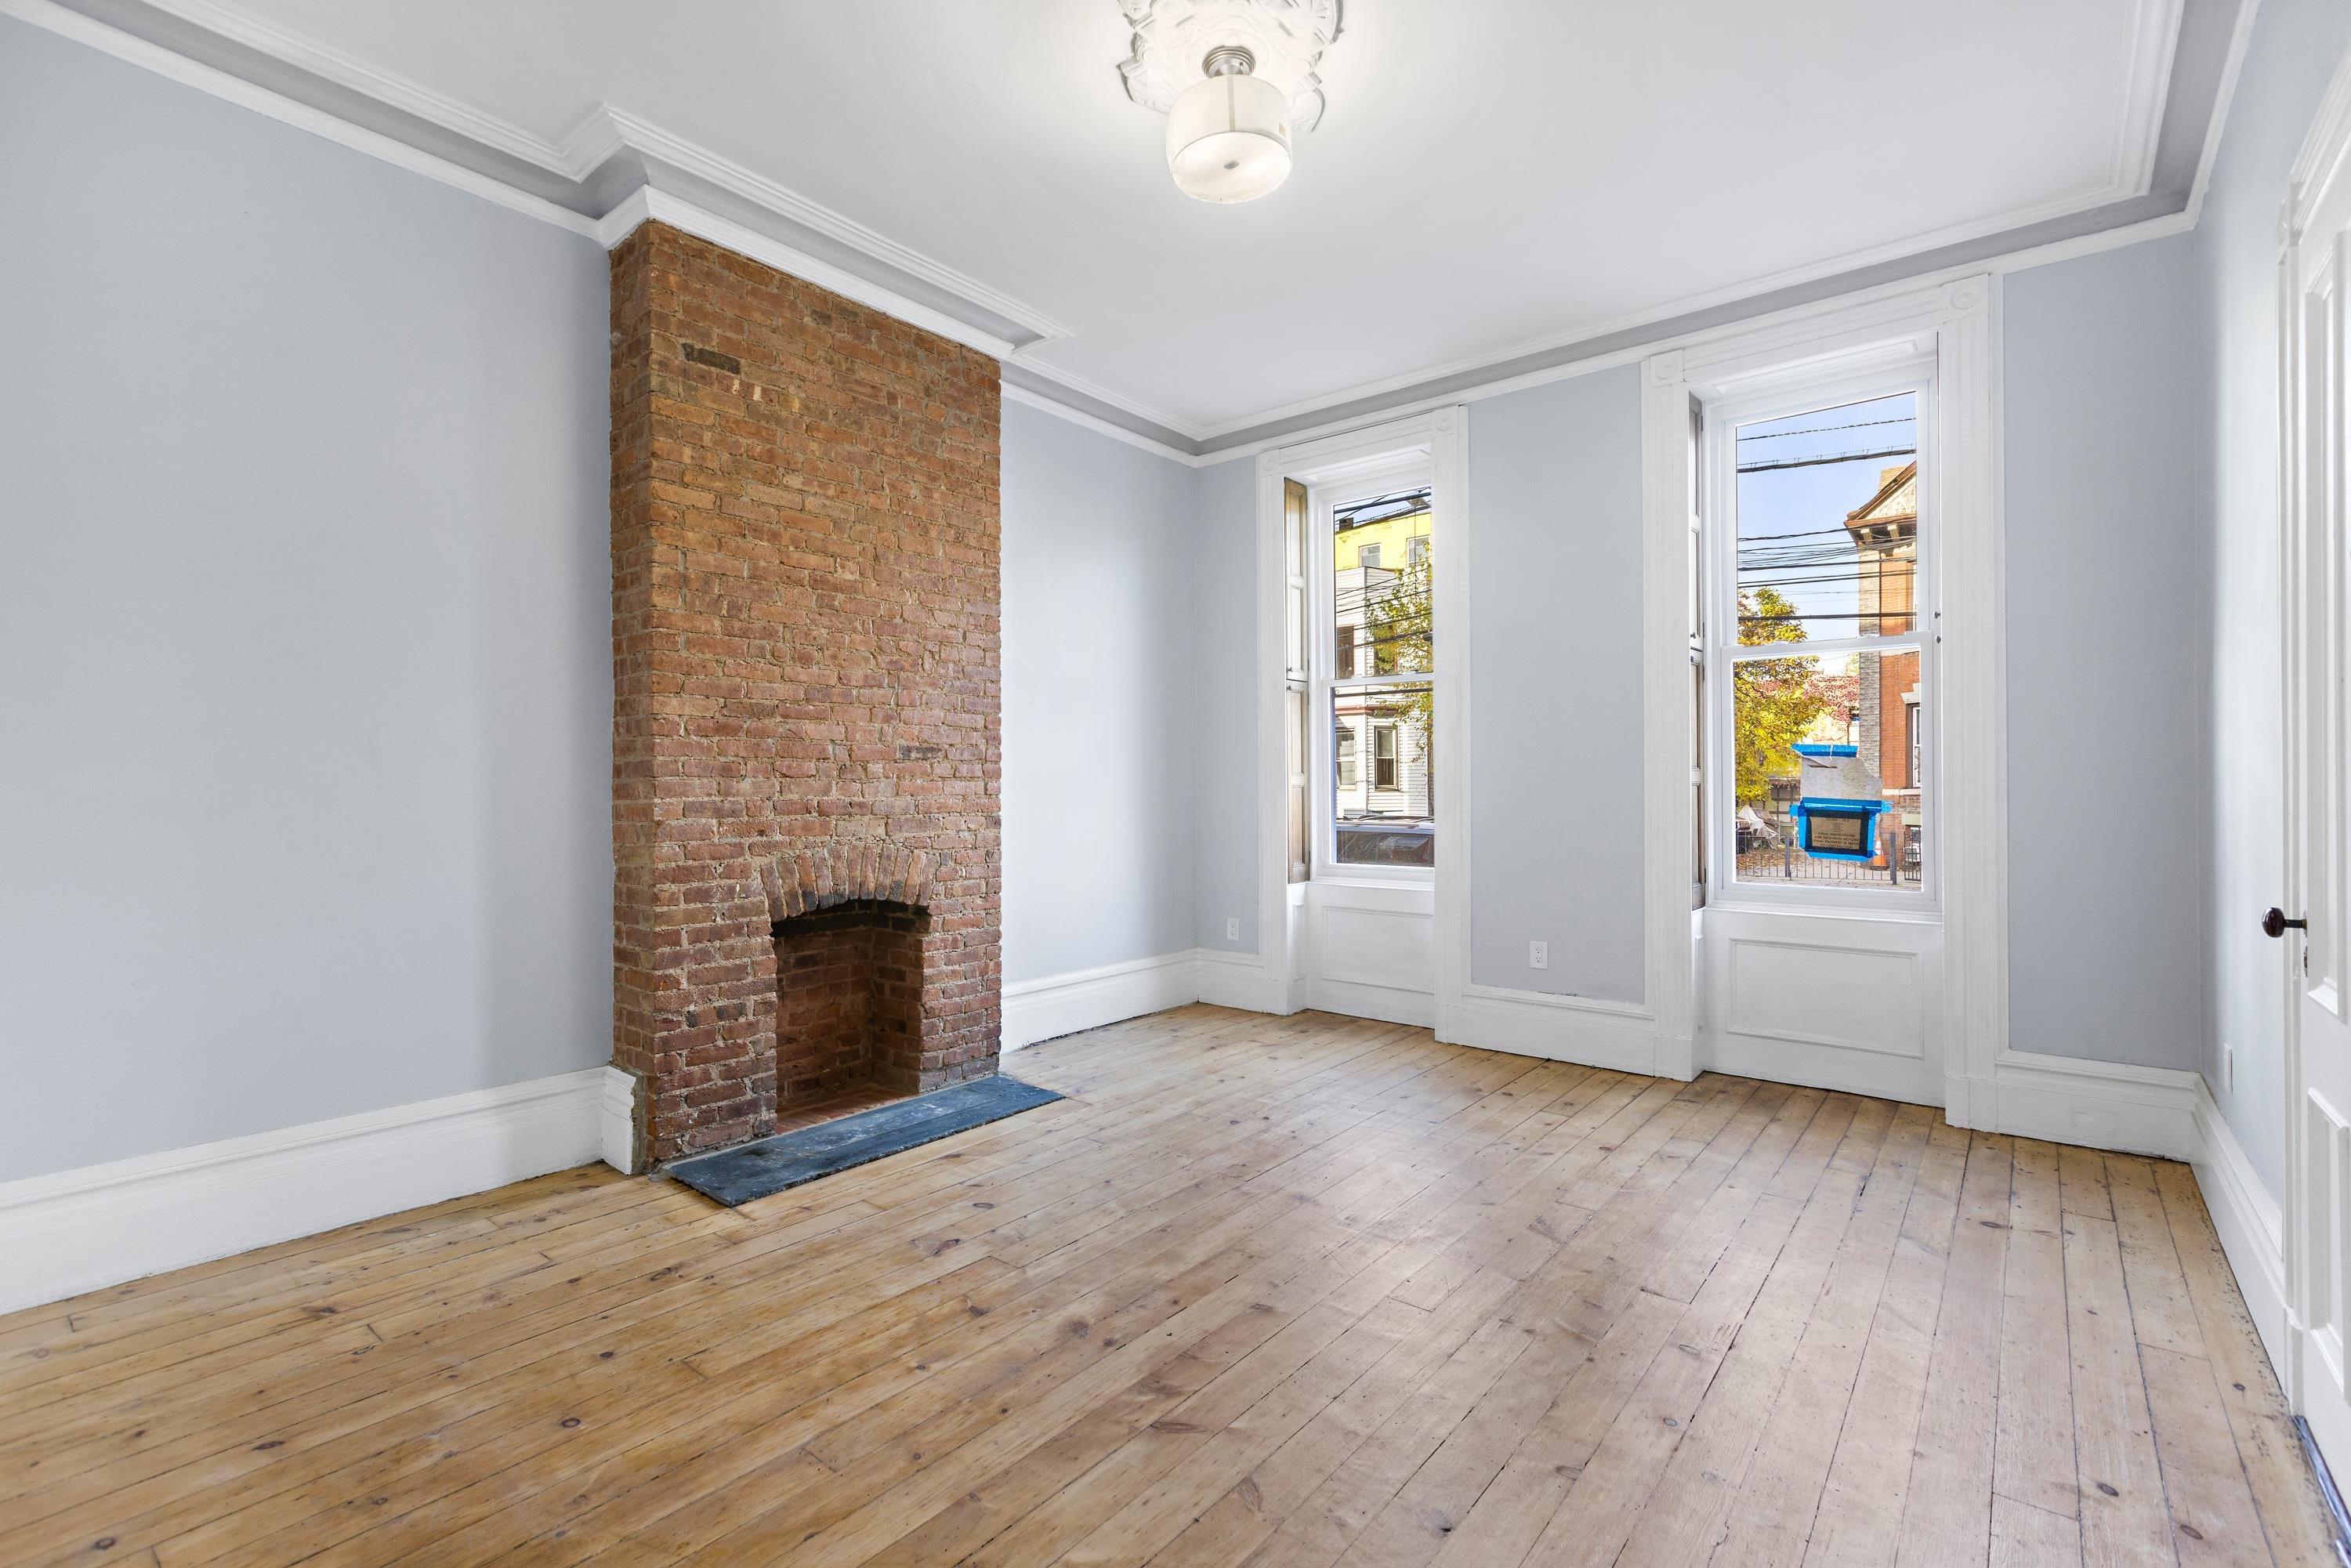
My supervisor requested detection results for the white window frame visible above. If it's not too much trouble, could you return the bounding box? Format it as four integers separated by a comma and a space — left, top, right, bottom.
1254, 408, 1468, 1019
1701, 364, 1940, 916
1310, 458, 1437, 887
1642, 273, 2004, 1116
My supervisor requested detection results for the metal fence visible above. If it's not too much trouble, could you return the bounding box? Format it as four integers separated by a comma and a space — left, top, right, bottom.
1733, 843, 1922, 888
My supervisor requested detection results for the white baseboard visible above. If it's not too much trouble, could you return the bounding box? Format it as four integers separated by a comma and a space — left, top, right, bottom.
1197, 947, 1286, 1013
2193, 1077, 2290, 1374
1443, 987, 1666, 1077
0, 1068, 607, 1317
999, 947, 1288, 1051
1970, 1048, 2203, 1160
600, 1066, 641, 1175
1002, 951, 1204, 1051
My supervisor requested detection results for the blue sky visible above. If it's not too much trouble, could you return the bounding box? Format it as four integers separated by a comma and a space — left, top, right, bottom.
1734, 391, 1915, 641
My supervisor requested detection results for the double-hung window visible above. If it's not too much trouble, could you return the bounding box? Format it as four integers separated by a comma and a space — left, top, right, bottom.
1708, 386, 1933, 896
1318, 480, 1436, 871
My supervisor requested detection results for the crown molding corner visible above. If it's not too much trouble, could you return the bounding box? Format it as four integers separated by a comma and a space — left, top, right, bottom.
2113, 0, 2187, 197
584, 107, 1073, 353
999, 382, 1201, 465
1002, 357, 1210, 445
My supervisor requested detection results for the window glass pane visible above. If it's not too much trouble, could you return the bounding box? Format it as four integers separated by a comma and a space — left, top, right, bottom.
1332, 683, 1433, 867
1730, 648, 1925, 889
1284, 479, 1309, 677
1335, 487, 1433, 680
1285, 685, 1310, 883
1737, 394, 1917, 644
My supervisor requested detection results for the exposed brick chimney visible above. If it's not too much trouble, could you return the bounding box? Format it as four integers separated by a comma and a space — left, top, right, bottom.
608, 222, 1002, 1168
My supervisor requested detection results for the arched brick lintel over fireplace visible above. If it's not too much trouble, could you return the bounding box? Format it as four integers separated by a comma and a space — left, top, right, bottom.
759, 844, 936, 924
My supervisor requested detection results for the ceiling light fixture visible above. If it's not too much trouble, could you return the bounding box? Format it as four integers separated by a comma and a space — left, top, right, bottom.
1120, 0, 1341, 205
1166, 47, 1289, 203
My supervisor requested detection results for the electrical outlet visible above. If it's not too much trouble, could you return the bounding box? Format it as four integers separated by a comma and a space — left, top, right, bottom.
2223, 1041, 2235, 1094
1529, 940, 1549, 971
1226, 916, 1241, 942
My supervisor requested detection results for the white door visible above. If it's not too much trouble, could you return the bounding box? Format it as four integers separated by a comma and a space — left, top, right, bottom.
2280, 126, 2351, 1472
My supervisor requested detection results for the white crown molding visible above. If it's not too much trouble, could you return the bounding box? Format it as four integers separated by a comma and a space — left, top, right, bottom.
130, 0, 577, 173
0, 0, 600, 236
8, 0, 1067, 357
1008, 355, 1214, 444
2114, 0, 2187, 196
601, 186, 1032, 361
585, 108, 1071, 349
1001, 381, 1199, 464
1172, 212, 2185, 468
12, 0, 2230, 458
1185, 169, 2159, 448
2288, 16, 2351, 237
2188, 0, 2264, 223
0, 1068, 607, 1316
1012, 206, 2200, 471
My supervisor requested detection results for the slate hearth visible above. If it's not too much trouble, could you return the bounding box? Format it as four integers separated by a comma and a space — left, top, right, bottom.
665, 1076, 1063, 1206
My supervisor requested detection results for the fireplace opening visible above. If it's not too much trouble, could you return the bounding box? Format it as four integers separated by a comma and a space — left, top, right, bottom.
772, 898, 931, 1128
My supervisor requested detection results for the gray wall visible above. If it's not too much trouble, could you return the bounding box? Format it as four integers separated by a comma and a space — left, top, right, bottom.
1191, 457, 1262, 954
2002, 236, 2207, 1070
1469, 369, 1647, 1003
0, 19, 613, 1183
1001, 402, 1199, 980
18, 0, 2344, 1205
2193, 0, 2351, 1195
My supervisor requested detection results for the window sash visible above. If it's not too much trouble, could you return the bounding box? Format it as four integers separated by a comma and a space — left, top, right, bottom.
1722, 631, 1921, 664
1310, 467, 1436, 880
1704, 375, 1936, 907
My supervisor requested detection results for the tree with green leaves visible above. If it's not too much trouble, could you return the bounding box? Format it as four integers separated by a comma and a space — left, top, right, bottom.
1733, 585, 1828, 808
1366, 546, 1436, 809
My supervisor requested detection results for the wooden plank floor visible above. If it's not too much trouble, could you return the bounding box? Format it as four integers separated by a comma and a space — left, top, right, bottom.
0, 1005, 2334, 1567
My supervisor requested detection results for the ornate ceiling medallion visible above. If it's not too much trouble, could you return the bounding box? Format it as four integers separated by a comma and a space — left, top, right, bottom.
1120, 0, 1343, 203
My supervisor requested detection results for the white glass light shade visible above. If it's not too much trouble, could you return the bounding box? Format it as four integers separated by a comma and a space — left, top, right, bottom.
1165, 70, 1292, 203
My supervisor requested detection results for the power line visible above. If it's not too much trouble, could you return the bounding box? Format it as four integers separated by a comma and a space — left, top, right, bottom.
1737, 446, 1916, 476
1736, 523, 1914, 542
1737, 415, 1915, 442
1334, 487, 1432, 530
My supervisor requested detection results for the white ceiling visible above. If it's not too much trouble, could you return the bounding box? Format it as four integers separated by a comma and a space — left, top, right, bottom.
157, 0, 2179, 436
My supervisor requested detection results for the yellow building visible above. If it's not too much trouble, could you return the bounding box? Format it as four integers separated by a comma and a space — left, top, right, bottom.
1333, 500, 1431, 577
1331, 495, 1433, 849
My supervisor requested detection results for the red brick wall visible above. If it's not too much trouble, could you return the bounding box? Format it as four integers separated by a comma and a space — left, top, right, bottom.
610, 222, 1002, 1166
